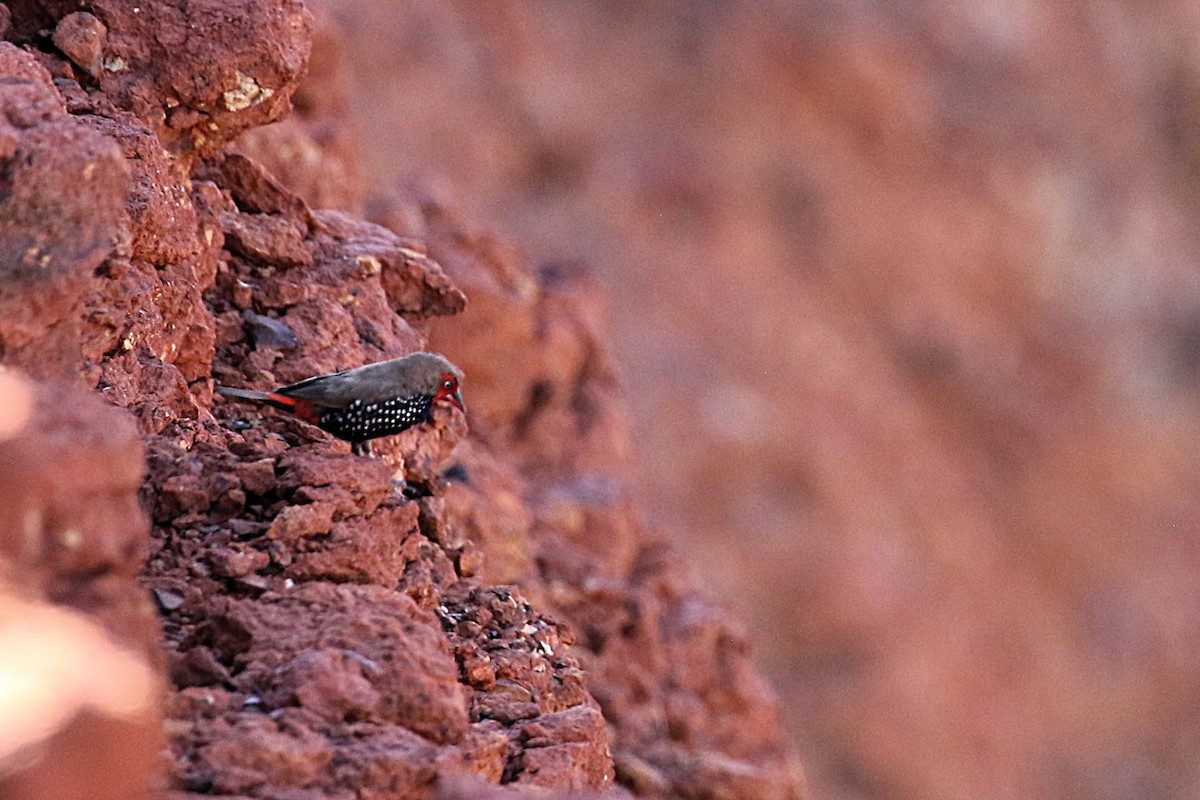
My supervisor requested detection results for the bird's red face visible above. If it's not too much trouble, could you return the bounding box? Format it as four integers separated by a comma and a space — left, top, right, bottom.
434, 372, 465, 413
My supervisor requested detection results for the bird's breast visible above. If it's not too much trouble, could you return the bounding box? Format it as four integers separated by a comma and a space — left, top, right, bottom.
317, 394, 434, 442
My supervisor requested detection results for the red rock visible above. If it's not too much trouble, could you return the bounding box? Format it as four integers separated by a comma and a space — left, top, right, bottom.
518, 705, 607, 748
198, 150, 313, 220
266, 648, 383, 724
316, 210, 466, 319
435, 721, 510, 784
170, 645, 231, 688
515, 742, 613, 792
287, 505, 421, 586
221, 209, 313, 269
83, 105, 204, 269
235, 458, 278, 496
72, 0, 312, 156
203, 585, 470, 745
0, 45, 129, 377
209, 545, 269, 579
0, 3, 808, 798
52, 12, 106, 75
157, 474, 213, 520
267, 502, 335, 541
197, 716, 332, 793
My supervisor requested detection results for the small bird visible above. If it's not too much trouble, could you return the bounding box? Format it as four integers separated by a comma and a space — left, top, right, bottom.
216, 352, 464, 456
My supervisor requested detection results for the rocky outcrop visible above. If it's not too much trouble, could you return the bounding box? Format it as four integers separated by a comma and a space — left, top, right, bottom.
0, 4, 802, 799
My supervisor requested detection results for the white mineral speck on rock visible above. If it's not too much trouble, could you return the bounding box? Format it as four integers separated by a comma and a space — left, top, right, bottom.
223, 71, 274, 112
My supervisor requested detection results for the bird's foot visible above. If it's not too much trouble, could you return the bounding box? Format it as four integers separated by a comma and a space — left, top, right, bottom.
351, 441, 373, 457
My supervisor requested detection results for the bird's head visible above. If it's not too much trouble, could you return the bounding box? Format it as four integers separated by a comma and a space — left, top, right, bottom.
403, 352, 465, 413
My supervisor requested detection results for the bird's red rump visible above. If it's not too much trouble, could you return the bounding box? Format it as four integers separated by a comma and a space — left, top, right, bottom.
268, 393, 322, 424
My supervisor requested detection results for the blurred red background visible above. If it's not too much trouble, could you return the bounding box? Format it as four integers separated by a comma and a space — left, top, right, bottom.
308, 2, 1200, 797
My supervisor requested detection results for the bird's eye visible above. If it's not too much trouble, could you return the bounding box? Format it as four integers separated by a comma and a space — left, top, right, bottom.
443, 378, 455, 391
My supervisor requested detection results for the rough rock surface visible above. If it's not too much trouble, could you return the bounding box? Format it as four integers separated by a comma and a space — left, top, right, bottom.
9, 0, 311, 156
0, 4, 802, 800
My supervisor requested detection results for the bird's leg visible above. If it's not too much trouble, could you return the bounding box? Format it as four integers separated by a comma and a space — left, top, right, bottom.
351, 440, 373, 457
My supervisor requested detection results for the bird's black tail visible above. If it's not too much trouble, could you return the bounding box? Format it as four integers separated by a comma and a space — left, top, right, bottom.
215, 385, 297, 413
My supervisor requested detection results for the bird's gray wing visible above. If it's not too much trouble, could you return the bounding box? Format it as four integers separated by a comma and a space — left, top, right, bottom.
275, 362, 407, 408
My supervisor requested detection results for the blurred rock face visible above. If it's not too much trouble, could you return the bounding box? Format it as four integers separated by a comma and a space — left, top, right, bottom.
322, 1, 1200, 798
0, 376, 160, 800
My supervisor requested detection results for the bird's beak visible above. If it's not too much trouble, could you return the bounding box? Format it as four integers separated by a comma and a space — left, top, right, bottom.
450, 389, 465, 413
